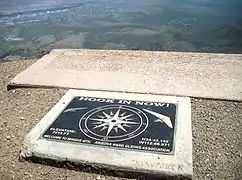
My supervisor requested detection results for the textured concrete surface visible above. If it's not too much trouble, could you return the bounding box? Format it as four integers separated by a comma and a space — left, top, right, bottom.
1, 61, 241, 180
20, 90, 192, 179
8, 49, 242, 101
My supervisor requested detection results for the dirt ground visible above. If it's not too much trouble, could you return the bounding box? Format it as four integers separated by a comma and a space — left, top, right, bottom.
0, 61, 241, 180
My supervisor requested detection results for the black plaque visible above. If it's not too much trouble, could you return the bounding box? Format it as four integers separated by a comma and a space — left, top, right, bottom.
42, 96, 177, 154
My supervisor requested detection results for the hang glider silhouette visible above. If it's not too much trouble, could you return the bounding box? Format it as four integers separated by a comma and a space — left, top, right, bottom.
143, 109, 173, 128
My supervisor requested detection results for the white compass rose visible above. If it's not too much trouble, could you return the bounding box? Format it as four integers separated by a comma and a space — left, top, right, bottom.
90, 109, 139, 136
79, 105, 149, 142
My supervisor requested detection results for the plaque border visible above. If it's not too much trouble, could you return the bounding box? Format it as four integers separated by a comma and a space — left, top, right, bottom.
21, 90, 192, 178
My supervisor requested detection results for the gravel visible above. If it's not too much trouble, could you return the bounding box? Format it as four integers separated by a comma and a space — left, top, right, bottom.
0, 60, 241, 180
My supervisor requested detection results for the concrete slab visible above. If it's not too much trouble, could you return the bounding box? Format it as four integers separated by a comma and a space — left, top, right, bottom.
20, 89, 192, 179
8, 49, 242, 101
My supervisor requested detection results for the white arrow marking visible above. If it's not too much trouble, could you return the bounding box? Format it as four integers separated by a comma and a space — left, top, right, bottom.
64, 107, 87, 113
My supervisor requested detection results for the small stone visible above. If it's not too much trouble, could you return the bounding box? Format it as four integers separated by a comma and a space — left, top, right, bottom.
13, 90, 16, 93
24, 172, 28, 175
27, 92, 31, 95
20, 117, 24, 120
217, 153, 221, 156
96, 175, 101, 180
6, 135, 11, 140
211, 116, 215, 120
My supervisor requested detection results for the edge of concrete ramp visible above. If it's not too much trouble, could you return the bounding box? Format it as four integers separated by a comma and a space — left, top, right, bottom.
8, 49, 242, 101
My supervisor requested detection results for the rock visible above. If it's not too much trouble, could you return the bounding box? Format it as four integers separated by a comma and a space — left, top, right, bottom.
206, 173, 212, 178
6, 135, 11, 140
20, 117, 24, 120
96, 175, 101, 180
